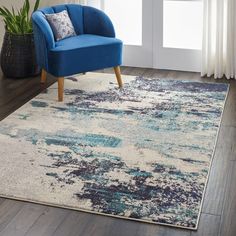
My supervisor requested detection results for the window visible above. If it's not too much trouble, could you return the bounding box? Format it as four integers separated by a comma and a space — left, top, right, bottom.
103, 0, 142, 45
163, 0, 203, 50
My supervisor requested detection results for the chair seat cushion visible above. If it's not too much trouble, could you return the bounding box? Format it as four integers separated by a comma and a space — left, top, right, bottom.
48, 34, 123, 76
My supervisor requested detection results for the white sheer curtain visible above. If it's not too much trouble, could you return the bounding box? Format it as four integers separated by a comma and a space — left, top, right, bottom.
201, 0, 236, 79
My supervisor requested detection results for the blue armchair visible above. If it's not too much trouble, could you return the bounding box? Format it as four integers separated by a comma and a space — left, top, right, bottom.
32, 4, 123, 101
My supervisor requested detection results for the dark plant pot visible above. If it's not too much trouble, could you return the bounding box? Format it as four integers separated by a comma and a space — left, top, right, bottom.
0, 31, 40, 78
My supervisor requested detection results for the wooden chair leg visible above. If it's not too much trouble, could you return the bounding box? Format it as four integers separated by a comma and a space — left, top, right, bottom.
114, 66, 123, 88
58, 77, 64, 102
41, 69, 47, 84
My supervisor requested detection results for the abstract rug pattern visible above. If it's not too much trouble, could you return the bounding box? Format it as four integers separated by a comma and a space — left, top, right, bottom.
0, 73, 228, 229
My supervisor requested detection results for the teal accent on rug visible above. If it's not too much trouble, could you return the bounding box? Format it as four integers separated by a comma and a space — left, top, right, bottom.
0, 73, 229, 230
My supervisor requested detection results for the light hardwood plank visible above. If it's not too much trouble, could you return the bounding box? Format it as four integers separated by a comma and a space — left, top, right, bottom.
218, 161, 236, 236
53, 211, 191, 236
0, 203, 46, 236
191, 213, 221, 236
143, 69, 171, 79
25, 207, 69, 236
0, 200, 24, 232
52, 212, 95, 236
202, 126, 236, 215
220, 82, 236, 127
117, 66, 147, 77
0, 198, 5, 206
0, 73, 56, 121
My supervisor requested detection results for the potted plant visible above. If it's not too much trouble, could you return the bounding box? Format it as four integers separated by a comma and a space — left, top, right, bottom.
0, 0, 40, 78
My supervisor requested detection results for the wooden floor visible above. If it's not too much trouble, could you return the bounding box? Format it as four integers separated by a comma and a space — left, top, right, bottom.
0, 67, 235, 236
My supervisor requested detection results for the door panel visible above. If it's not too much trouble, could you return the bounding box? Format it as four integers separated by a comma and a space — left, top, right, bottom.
102, 0, 153, 68
153, 0, 203, 72
87, 0, 203, 71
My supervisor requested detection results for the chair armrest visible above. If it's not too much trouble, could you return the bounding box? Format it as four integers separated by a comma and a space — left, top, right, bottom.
32, 11, 55, 50
32, 11, 55, 49
32, 11, 55, 70
83, 6, 115, 38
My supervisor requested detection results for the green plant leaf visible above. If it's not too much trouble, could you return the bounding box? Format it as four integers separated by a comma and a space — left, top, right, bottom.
25, 0, 30, 15
0, 8, 9, 18
11, 6, 15, 17
0, 0, 40, 34
33, 0, 40, 12
2, 7, 13, 17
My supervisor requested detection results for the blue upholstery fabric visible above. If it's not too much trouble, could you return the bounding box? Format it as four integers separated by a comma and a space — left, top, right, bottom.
32, 4, 122, 77
49, 35, 122, 76
83, 6, 115, 37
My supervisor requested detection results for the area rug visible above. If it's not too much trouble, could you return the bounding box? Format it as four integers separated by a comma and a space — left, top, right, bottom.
0, 73, 228, 230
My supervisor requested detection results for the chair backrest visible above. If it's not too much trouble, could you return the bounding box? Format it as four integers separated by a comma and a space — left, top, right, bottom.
32, 4, 116, 70
39, 4, 84, 35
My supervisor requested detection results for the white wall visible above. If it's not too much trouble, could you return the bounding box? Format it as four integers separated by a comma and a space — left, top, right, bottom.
0, 0, 63, 45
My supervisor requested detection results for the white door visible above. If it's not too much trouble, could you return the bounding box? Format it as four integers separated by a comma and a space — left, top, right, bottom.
100, 0, 153, 68
88, 0, 203, 72
153, 0, 203, 72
